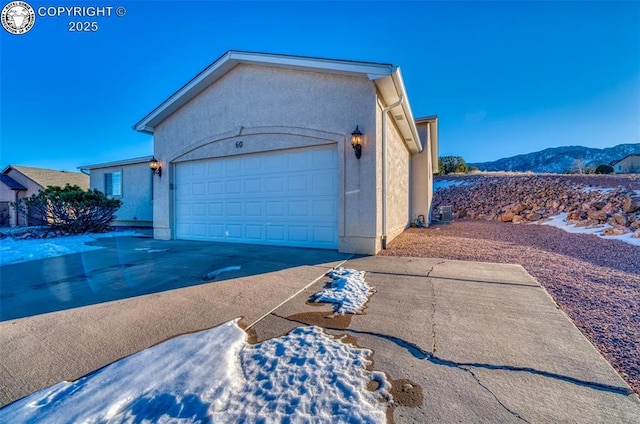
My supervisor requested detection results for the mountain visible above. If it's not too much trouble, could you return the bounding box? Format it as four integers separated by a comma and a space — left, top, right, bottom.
468, 143, 640, 173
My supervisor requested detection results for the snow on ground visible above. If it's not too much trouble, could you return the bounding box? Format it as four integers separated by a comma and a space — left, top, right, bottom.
0, 231, 141, 266
1, 320, 390, 423
581, 186, 617, 194
541, 213, 640, 246
433, 180, 468, 191
205, 265, 241, 279
312, 268, 375, 314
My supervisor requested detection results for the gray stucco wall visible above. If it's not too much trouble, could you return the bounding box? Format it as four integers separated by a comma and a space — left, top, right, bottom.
411, 123, 435, 224
153, 64, 379, 253
89, 163, 153, 226
384, 110, 411, 240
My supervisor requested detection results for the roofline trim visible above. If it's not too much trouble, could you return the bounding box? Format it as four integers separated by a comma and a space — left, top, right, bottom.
79, 155, 154, 170
134, 50, 395, 134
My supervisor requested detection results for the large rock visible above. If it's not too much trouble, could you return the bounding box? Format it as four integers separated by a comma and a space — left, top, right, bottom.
433, 175, 639, 232
622, 197, 640, 214
603, 226, 630, 236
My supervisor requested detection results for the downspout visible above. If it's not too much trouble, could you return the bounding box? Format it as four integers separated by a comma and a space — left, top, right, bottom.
380, 95, 404, 249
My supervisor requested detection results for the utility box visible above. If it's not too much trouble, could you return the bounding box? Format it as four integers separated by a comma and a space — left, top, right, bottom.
438, 205, 453, 223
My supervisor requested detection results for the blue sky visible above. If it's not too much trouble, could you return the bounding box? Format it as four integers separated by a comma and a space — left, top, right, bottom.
1, 1, 638, 171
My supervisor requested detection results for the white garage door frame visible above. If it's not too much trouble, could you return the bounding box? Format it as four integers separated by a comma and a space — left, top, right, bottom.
174, 144, 338, 249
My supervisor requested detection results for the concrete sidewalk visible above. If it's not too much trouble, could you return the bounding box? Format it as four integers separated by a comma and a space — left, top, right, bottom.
2, 253, 639, 421
250, 256, 640, 423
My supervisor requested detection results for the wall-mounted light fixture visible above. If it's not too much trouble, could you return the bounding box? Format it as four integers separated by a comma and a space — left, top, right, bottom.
149, 158, 162, 177
351, 125, 363, 159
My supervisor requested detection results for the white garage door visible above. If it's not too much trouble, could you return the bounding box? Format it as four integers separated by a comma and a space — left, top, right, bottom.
175, 144, 338, 249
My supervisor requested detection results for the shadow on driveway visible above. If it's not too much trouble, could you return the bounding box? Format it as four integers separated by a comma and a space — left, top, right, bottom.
0, 236, 350, 321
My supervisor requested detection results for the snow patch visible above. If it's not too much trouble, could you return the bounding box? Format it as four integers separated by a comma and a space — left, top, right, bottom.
205, 266, 241, 279
433, 180, 468, 191
313, 267, 374, 314
581, 186, 616, 194
1, 320, 390, 423
0, 231, 142, 266
134, 247, 169, 253
542, 213, 640, 246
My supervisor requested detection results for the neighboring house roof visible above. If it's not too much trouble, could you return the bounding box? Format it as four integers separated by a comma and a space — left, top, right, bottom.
1, 165, 89, 190
79, 155, 154, 171
134, 50, 423, 153
0, 174, 27, 190
612, 154, 640, 165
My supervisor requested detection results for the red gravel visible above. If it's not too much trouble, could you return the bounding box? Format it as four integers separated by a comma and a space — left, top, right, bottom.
379, 220, 640, 395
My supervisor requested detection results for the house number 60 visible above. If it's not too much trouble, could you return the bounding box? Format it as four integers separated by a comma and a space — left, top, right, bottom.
235, 141, 243, 148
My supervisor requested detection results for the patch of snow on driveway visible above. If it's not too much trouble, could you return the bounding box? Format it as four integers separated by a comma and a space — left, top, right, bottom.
1, 320, 389, 423
312, 267, 375, 314
0, 231, 141, 266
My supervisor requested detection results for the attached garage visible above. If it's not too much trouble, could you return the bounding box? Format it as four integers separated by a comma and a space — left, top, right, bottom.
134, 50, 438, 255
175, 145, 338, 248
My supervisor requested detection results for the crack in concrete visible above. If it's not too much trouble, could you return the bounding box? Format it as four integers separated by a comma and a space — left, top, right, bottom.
463, 365, 531, 423
265, 259, 632, 420
270, 313, 634, 397
424, 262, 444, 356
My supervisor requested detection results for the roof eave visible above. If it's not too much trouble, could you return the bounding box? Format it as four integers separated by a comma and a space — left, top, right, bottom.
134, 50, 395, 134
79, 155, 155, 170
373, 69, 422, 154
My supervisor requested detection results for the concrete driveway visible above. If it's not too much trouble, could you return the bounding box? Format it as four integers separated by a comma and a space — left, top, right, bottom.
1, 240, 639, 421
0, 235, 349, 321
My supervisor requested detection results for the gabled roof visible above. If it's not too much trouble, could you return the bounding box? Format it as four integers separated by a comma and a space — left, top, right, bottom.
612, 154, 640, 165
2, 165, 89, 190
0, 174, 27, 190
134, 50, 422, 153
79, 155, 154, 171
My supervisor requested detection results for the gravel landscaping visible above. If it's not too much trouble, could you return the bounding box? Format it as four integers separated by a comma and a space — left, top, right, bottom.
379, 220, 640, 396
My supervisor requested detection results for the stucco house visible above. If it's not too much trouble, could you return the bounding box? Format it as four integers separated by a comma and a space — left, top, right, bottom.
79, 156, 154, 227
0, 165, 89, 226
612, 154, 640, 174
134, 51, 438, 255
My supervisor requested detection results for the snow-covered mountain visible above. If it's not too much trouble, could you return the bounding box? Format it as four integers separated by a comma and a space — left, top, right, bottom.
469, 143, 640, 173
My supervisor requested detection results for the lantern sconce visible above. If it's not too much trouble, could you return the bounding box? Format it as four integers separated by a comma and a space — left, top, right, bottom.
351, 125, 363, 159
149, 158, 162, 177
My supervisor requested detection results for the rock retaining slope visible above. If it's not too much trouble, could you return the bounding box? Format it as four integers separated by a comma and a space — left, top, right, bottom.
434, 174, 640, 238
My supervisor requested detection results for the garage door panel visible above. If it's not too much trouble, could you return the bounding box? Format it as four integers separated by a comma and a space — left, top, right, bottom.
245, 202, 262, 217
266, 225, 285, 241
313, 226, 335, 243
313, 199, 337, 217
208, 181, 223, 194
246, 225, 262, 240
209, 224, 224, 237
225, 180, 242, 194
176, 145, 338, 249
266, 201, 284, 216
287, 175, 308, 191
288, 200, 308, 216
289, 226, 309, 242
225, 157, 242, 172
265, 176, 284, 193
245, 178, 261, 193
226, 202, 242, 217
226, 224, 243, 238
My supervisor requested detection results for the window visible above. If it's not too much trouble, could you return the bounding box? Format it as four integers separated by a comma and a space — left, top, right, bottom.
105, 171, 122, 196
